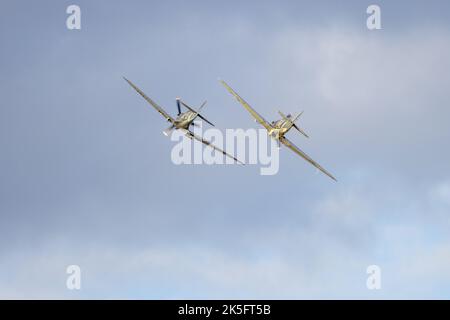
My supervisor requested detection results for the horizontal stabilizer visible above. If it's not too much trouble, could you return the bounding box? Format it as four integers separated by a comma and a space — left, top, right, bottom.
293, 123, 309, 138
180, 100, 215, 127
278, 110, 309, 138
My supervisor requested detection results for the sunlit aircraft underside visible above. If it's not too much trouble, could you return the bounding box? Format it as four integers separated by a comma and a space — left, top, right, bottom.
220, 80, 337, 181
124, 77, 243, 165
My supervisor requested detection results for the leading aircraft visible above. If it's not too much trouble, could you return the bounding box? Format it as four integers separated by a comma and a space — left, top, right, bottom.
124, 77, 243, 164
220, 80, 336, 181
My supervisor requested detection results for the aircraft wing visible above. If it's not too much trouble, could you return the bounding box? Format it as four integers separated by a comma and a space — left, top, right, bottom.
184, 130, 244, 165
123, 77, 175, 123
280, 136, 337, 181
220, 80, 272, 131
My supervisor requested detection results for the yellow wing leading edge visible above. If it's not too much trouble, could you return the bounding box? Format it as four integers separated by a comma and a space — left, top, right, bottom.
219, 80, 272, 131
184, 130, 244, 165
280, 136, 337, 181
123, 77, 175, 123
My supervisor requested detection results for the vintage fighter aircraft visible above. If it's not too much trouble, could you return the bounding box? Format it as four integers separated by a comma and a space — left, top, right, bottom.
220, 80, 336, 181
124, 77, 243, 164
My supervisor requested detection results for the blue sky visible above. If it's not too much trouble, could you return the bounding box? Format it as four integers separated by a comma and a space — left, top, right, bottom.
1, 0, 450, 299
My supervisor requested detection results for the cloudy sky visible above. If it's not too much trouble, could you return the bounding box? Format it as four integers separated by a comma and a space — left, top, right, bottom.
1, 0, 450, 299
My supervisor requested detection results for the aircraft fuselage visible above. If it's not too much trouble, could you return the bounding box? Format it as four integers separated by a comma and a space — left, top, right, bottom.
174, 111, 198, 129
268, 118, 292, 139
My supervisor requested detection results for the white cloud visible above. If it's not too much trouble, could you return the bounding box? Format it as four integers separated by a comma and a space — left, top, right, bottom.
2, 3, 450, 299
430, 181, 450, 205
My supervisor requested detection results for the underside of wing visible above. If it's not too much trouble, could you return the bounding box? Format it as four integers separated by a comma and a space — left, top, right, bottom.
280, 137, 337, 181
220, 80, 272, 131
185, 130, 244, 165
123, 77, 175, 123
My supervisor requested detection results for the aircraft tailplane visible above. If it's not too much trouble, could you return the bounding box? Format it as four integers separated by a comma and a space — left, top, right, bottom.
180, 99, 215, 127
